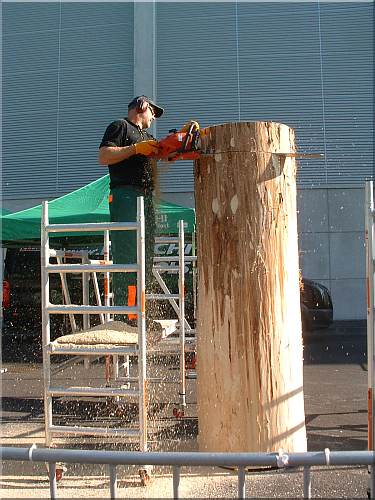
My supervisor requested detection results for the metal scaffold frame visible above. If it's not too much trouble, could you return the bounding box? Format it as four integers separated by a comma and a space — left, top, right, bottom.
149, 220, 197, 416
40, 196, 150, 481
365, 180, 375, 498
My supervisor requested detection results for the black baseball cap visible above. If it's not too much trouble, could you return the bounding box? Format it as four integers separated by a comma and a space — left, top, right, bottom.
128, 95, 164, 118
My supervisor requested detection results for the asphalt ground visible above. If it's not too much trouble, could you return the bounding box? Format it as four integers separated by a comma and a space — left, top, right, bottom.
0, 321, 370, 498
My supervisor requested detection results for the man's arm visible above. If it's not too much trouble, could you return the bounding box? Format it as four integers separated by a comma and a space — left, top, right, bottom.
98, 141, 161, 165
98, 144, 136, 166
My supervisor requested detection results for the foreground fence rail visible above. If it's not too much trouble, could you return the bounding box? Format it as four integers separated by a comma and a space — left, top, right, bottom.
1, 445, 373, 499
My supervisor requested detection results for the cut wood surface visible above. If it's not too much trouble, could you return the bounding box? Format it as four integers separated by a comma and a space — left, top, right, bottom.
194, 122, 307, 453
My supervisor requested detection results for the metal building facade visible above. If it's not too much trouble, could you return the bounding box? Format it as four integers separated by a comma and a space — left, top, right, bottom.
156, 1, 373, 192
2, 1, 373, 319
3, 2, 134, 200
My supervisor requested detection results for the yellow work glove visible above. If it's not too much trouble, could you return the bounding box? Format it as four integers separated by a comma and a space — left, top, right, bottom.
134, 140, 160, 156
179, 120, 200, 133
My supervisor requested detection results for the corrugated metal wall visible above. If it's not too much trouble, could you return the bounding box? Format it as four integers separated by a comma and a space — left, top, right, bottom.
3, 2, 373, 199
156, 1, 373, 192
3, 2, 134, 200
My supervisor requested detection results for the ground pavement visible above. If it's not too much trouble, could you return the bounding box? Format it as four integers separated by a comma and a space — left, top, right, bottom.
0, 321, 369, 498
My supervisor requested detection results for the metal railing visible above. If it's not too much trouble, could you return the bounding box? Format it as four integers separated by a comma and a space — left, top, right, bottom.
366, 180, 375, 498
1, 445, 373, 499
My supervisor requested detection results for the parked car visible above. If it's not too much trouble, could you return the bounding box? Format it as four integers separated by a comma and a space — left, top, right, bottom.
300, 277, 333, 332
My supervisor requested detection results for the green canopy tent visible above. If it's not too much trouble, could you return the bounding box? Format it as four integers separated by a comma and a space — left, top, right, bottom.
1, 175, 195, 246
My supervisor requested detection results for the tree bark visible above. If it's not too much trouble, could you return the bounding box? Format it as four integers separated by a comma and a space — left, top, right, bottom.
194, 122, 307, 453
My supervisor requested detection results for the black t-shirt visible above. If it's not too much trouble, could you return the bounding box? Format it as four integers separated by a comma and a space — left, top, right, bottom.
99, 118, 155, 191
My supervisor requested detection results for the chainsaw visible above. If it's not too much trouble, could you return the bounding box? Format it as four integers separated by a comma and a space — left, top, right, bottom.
150, 121, 201, 162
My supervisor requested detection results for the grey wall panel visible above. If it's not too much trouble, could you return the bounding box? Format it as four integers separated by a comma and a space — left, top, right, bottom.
3, 72, 58, 115
3, 112, 58, 197
3, 31, 59, 74
2, 2, 134, 201
156, 1, 373, 192
328, 188, 365, 233
299, 231, 330, 281
3, 2, 59, 34
297, 186, 366, 319
330, 278, 366, 320
156, 2, 239, 192
60, 2, 132, 29
329, 232, 365, 280
297, 189, 329, 233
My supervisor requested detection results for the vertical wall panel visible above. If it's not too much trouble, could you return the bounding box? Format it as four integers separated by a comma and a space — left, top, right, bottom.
156, 1, 373, 192
2, 2, 134, 200
156, 2, 239, 192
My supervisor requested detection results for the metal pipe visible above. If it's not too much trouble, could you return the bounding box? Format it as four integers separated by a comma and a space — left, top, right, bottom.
49, 345, 138, 356
146, 293, 180, 300
192, 229, 197, 321
303, 465, 312, 498
56, 255, 77, 332
91, 270, 105, 324
238, 467, 246, 499
46, 263, 139, 273
153, 266, 179, 273
155, 236, 179, 244
366, 181, 375, 499
153, 256, 197, 262
113, 354, 119, 380
47, 426, 140, 437
46, 221, 138, 233
2, 446, 375, 467
109, 464, 117, 499
173, 465, 181, 499
82, 252, 90, 332
178, 220, 186, 409
48, 462, 57, 499
47, 304, 137, 314
137, 196, 148, 454
152, 269, 193, 331
104, 229, 111, 322
41, 201, 52, 447
48, 386, 139, 397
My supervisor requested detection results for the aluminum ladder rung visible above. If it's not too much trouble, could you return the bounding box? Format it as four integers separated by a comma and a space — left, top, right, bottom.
146, 293, 180, 300
153, 265, 179, 273
89, 259, 113, 265
153, 256, 197, 262
49, 344, 138, 356
46, 221, 138, 233
155, 236, 179, 244
46, 263, 138, 273
46, 304, 137, 314
49, 249, 88, 259
48, 425, 140, 437
48, 386, 139, 397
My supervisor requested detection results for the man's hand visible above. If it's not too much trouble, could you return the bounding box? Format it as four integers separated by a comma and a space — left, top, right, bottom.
179, 120, 200, 133
134, 140, 160, 156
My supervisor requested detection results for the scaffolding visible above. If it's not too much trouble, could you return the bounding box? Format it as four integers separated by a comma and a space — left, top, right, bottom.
149, 219, 197, 416
40, 196, 198, 482
41, 196, 150, 482
365, 180, 375, 498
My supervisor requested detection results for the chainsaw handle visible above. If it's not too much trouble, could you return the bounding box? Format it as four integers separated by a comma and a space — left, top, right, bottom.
179, 122, 199, 154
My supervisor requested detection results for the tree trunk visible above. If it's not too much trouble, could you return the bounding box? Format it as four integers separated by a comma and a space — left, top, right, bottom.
194, 122, 307, 453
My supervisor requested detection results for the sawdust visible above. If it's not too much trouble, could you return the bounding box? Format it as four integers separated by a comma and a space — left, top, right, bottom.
53, 321, 138, 346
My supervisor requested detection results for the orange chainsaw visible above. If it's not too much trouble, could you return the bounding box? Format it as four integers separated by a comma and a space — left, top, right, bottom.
150, 121, 201, 162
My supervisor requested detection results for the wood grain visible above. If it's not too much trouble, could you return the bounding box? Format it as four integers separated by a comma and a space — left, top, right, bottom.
194, 122, 307, 453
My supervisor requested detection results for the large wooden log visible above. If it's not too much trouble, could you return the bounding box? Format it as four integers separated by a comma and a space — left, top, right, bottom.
194, 122, 307, 453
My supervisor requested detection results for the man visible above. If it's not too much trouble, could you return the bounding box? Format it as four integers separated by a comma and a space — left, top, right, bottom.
98, 95, 164, 323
